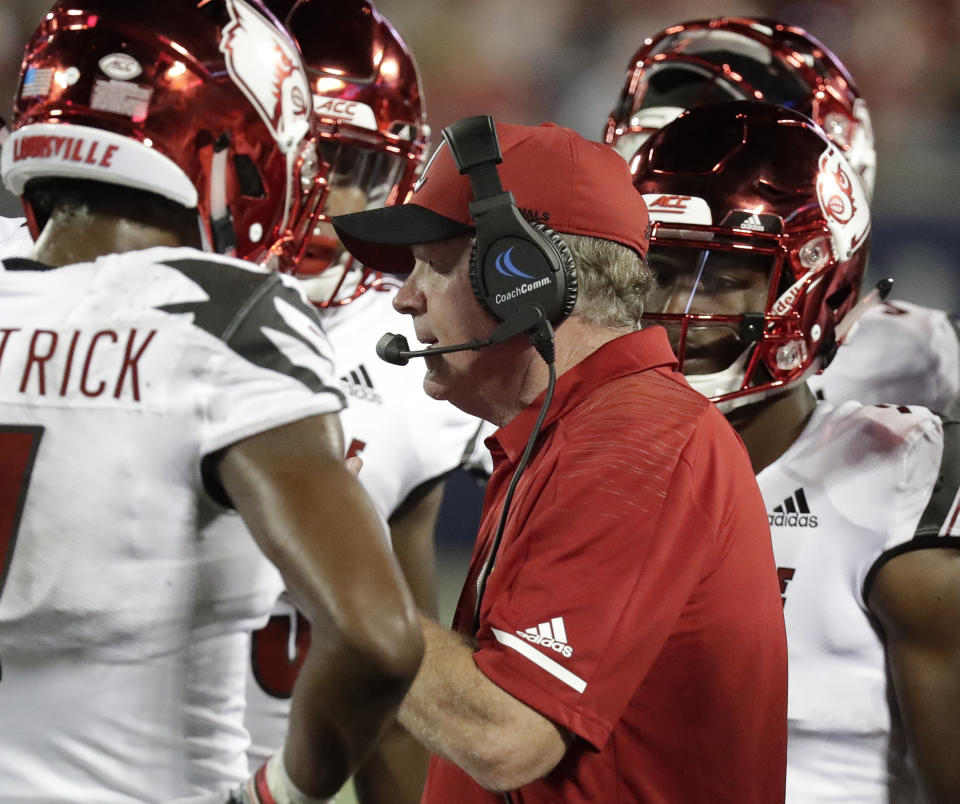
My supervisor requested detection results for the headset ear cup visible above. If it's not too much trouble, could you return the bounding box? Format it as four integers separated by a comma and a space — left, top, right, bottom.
530, 222, 578, 323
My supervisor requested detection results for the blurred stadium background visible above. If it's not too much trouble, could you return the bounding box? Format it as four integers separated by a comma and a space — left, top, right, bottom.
3, 0, 957, 320
1, 1, 957, 796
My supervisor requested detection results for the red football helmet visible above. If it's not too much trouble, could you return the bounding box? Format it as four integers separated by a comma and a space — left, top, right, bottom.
633, 101, 872, 407
0, 0, 323, 272
604, 17, 876, 199
266, 0, 428, 306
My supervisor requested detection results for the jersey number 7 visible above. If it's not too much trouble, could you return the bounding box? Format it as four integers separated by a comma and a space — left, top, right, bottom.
0, 425, 44, 682
0, 426, 43, 602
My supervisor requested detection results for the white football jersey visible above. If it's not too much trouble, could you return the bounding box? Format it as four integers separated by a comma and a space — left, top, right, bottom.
810, 300, 960, 412
0, 216, 33, 259
242, 286, 483, 766
0, 246, 343, 802
760, 400, 960, 803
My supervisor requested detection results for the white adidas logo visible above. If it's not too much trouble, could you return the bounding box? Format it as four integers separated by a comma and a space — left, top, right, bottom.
339, 364, 382, 404
739, 213, 766, 232
516, 617, 573, 658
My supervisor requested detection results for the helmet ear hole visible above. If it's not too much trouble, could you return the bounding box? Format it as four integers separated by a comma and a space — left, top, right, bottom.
234, 154, 266, 199
825, 284, 853, 312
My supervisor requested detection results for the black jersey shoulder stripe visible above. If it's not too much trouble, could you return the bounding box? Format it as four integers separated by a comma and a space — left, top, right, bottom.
913, 414, 960, 538
863, 414, 960, 603
155, 258, 339, 395
945, 315, 960, 418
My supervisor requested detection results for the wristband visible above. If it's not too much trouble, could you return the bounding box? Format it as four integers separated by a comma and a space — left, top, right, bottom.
261, 746, 332, 804
226, 746, 332, 804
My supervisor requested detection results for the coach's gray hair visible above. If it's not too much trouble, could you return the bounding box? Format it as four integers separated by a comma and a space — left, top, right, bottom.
559, 233, 654, 329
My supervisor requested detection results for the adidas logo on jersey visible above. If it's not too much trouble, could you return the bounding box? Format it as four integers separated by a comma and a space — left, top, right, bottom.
339, 364, 382, 404
769, 488, 819, 528
516, 617, 573, 659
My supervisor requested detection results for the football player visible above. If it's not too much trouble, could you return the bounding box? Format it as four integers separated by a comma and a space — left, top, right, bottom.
243, 2, 482, 801
0, 1, 422, 801
632, 100, 960, 803
604, 16, 960, 413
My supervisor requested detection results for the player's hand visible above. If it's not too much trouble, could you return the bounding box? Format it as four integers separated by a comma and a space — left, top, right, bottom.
345, 455, 363, 476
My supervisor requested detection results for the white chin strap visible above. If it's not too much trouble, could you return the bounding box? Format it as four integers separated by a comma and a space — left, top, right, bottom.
684, 348, 756, 412
298, 259, 361, 305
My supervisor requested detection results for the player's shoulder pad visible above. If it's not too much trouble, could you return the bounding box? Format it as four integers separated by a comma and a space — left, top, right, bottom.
852, 401, 942, 445
948, 311, 960, 348
872, 299, 948, 328
155, 255, 334, 393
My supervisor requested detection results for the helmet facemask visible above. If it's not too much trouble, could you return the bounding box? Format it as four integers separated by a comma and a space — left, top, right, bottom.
643, 224, 829, 408
293, 130, 412, 305
269, 0, 428, 307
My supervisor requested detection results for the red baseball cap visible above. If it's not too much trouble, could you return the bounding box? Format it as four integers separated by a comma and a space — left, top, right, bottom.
332, 120, 650, 274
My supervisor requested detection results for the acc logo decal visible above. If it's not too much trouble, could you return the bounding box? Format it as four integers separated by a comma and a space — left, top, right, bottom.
647, 194, 691, 210
816, 146, 870, 259
642, 193, 712, 225
220, 0, 310, 153
99, 53, 142, 81
313, 96, 378, 131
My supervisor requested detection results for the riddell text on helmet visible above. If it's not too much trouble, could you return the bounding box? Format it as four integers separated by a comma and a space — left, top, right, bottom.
12, 135, 118, 168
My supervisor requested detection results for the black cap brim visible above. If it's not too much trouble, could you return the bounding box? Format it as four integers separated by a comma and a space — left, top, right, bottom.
332, 204, 473, 275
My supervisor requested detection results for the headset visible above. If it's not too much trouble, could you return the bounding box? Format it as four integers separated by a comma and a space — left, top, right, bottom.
376, 114, 578, 366
450, 115, 577, 350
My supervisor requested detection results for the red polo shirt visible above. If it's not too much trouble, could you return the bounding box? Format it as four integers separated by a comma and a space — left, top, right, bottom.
422, 327, 786, 803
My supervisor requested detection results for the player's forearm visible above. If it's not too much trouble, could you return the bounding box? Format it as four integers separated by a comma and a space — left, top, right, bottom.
220, 417, 425, 795
352, 723, 431, 804
225, 428, 423, 684
896, 659, 960, 804
283, 628, 420, 797
397, 616, 566, 792
276, 474, 425, 796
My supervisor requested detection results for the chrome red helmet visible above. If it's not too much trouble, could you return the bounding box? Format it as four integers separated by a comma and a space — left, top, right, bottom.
1, 0, 322, 272
605, 17, 876, 199
633, 101, 871, 407
266, 0, 428, 306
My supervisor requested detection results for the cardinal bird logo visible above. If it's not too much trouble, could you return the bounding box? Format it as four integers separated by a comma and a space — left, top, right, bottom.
816, 146, 870, 258
220, 0, 310, 154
